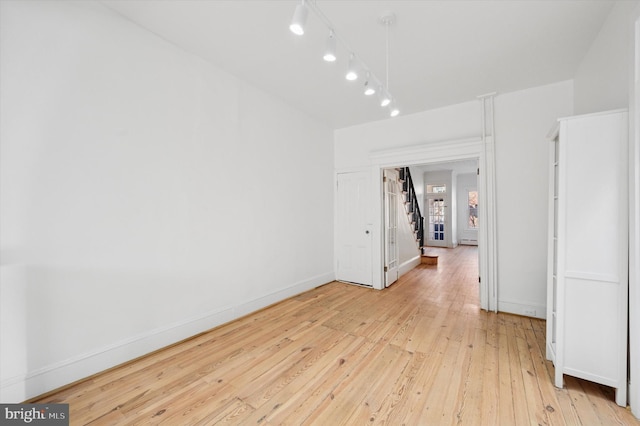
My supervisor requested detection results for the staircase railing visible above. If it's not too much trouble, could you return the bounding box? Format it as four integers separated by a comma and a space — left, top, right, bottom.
398, 167, 424, 248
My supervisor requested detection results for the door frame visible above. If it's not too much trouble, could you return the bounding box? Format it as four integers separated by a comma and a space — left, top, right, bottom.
383, 168, 400, 287
370, 136, 497, 312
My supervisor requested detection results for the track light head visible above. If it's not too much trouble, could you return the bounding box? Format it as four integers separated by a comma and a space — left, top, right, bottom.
346, 53, 358, 81
379, 87, 391, 107
389, 100, 400, 117
364, 84, 375, 96
323, 30, 337, 62
289, 1, 308, 35
364, 72, 376, 95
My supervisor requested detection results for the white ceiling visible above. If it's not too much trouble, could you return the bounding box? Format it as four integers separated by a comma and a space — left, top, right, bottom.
101, 0, 615, 129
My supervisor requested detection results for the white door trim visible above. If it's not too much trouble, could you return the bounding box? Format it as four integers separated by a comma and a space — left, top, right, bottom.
628, 3, 640, 418
383, 169, 400, 287
369, 136, 497, 312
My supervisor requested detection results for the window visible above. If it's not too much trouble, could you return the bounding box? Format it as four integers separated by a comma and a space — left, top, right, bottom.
468, 190, 478, 229
427, 184, 446, 193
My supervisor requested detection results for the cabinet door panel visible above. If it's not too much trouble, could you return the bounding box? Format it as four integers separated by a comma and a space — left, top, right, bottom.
564, 277, 620, 386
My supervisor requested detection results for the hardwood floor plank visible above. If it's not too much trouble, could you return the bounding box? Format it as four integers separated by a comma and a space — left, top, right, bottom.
190, 397, 255, 425
301, 342, 407, 424
387, 305, 421, 350
236, 326, 344, 408
370, 349, 426, 424
516, 326, 551, 425
565, 376, 611, 425
439, 322, 475, 425
458, 327, 488, 424
506, 321, 532, 425
480, 316, 499, 424
30, 246, 638, 425
411, 338, 463, 424
524, 327, 565, 426
341, 345, 414, 424
385, 332, 450, 424
235, 332, 359, 425
497, 325, 516, 425
276, 337, 378, 425
534, 326, 583, 425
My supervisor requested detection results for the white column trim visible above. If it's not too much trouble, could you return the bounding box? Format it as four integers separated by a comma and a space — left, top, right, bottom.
628, 3, 640, 418
479, 93, 499, 312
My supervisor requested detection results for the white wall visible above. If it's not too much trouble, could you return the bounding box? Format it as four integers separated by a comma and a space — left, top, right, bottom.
494, 81, 573, 318
0, 1, 334, 402
457, 173, 478, 244
335, 101, 482, 170
573, 1, 639, 114
335, 80, 573, 317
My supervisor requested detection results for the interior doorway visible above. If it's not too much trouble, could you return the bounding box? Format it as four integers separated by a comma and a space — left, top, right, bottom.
421, 160, 479, 250
382, 159, 481, 302
426, 188, 447, 247
370, 135, 496, 312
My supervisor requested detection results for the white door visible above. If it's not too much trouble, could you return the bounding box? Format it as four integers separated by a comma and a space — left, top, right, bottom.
336, 172, 372, 286
384, 169, 399, 287
426, 191, 448, 248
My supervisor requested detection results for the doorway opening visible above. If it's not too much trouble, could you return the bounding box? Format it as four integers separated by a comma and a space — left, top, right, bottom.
383, 159, 480, 300
370, 136, 496, 312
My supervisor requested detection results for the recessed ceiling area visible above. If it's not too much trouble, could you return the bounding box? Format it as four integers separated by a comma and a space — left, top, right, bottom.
102, 0, 615, 129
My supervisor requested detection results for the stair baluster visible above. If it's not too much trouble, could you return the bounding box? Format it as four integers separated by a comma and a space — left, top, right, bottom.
399, 167, 424, 249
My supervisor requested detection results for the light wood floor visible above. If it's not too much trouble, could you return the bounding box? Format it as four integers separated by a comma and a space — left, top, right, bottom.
34, 246, 639, 425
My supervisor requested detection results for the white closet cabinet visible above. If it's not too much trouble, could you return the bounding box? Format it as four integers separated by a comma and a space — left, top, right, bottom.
546, 109, 628, 406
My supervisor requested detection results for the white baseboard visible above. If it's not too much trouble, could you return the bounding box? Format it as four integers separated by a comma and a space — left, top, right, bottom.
498, 299, 546, 319
0, 271, 334, 402
231, 271, 334, 317
399, 256, 421, 277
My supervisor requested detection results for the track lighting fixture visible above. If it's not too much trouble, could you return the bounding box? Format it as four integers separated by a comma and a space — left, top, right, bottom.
289, 0, 308, 36
323, 30, 337, 62
364, 72, 376, 95
288, 4, 400, 118
345, 53, 358, 81
380, 12, 397, 112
